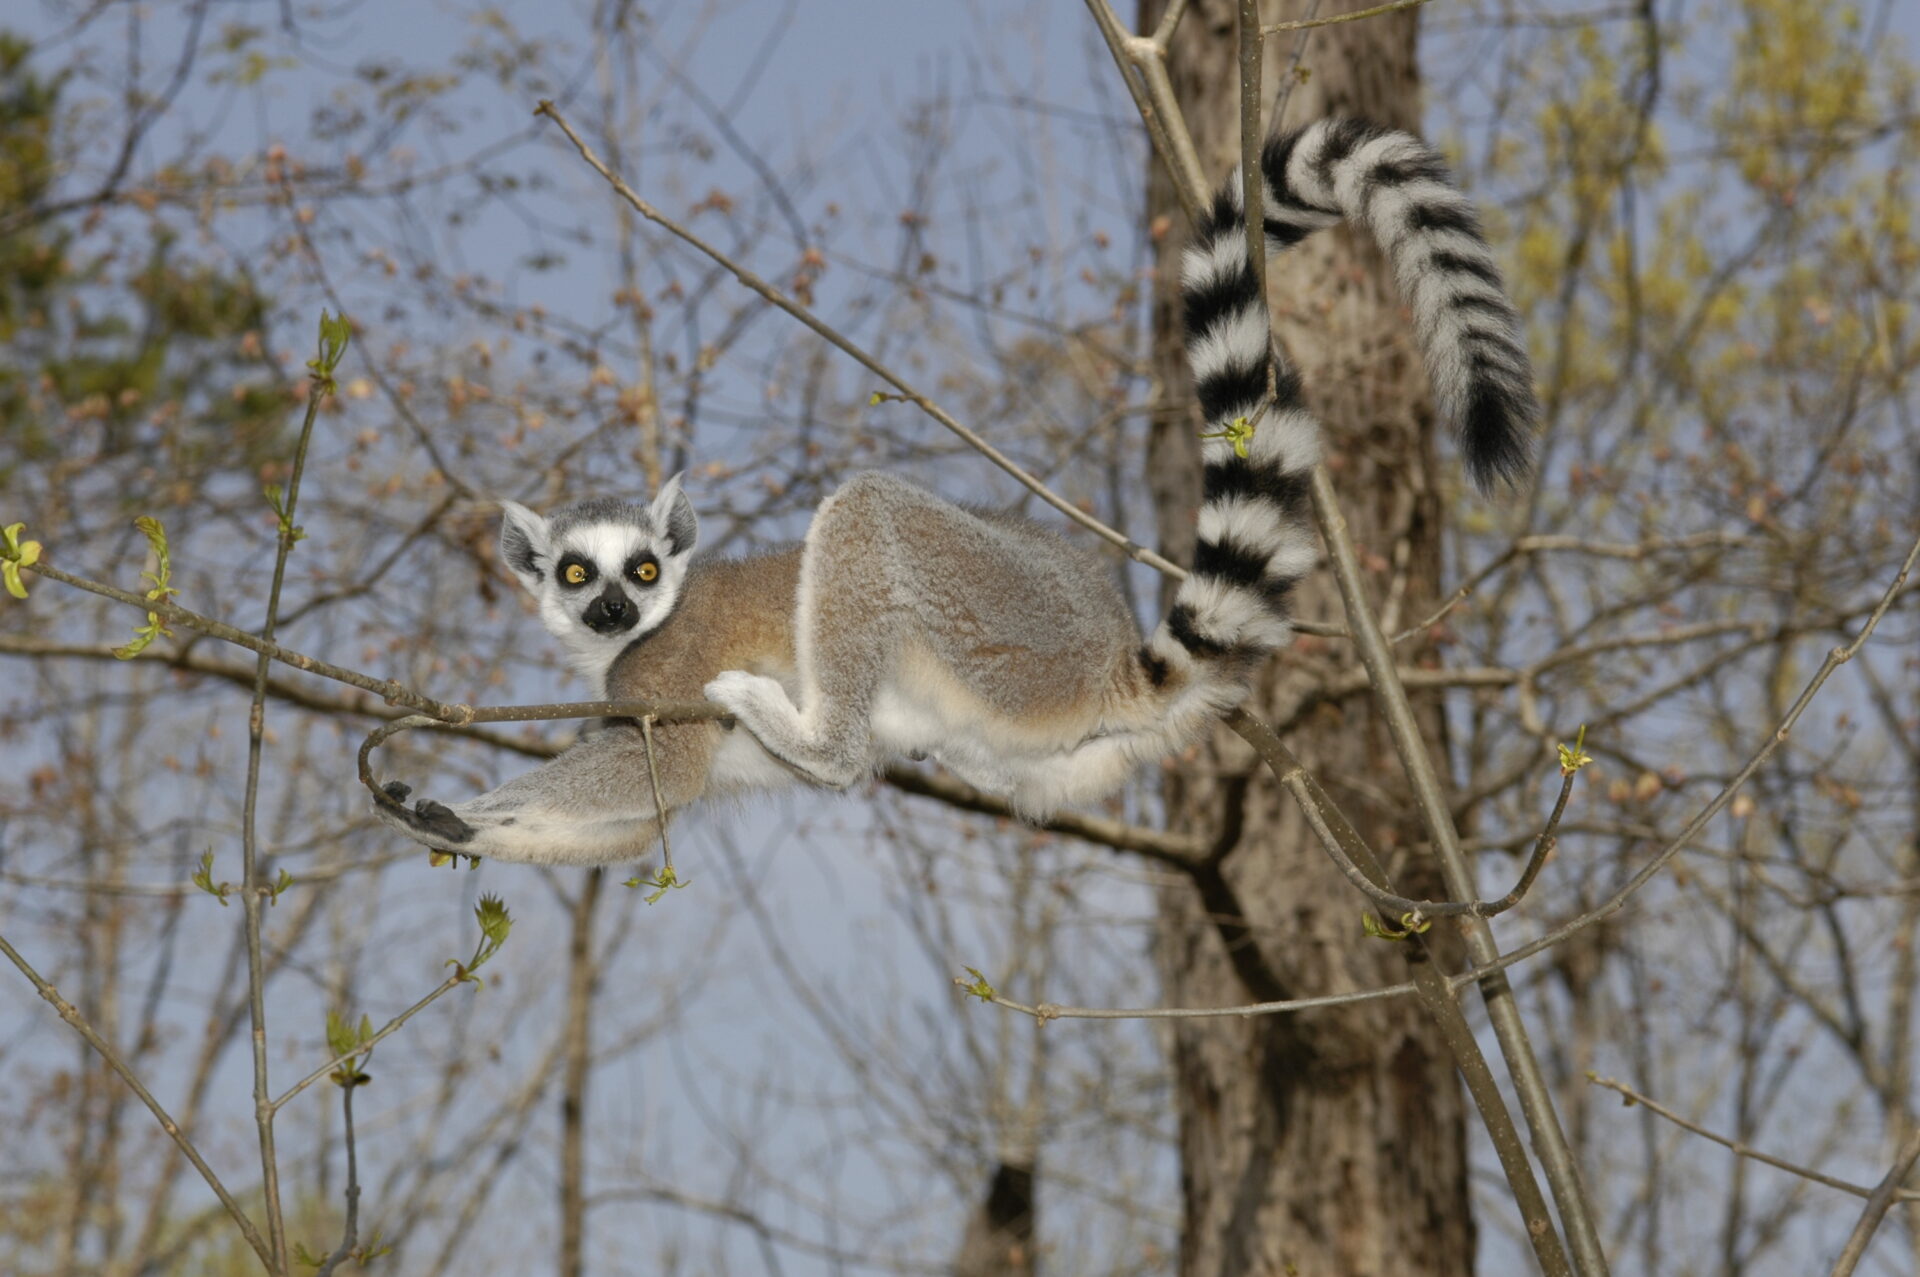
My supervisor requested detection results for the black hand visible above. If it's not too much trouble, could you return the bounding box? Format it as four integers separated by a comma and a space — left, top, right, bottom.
410, 798, 476, 844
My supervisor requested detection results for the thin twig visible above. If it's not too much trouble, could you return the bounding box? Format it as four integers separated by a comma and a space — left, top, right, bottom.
981, 977, 1414, 1022
238, 335, 337, 1275
25, 561, 468, 719
639, 714, 674, 877
1226, 710, 1561, 919
1482, 769, 1577, 914
311, 1084, 362, 1277
1819, 1098, 1919, 1269
1589, 1076, 1920, 1204
1306, 465, 1613, 1275
1262, 0, 1432, 34
1081, 0, 1207, 226
534, 100, 1185, 581
1151, 0, 1191, 44
1465, 529, 1920, 990
273, 967, 476, 1113
1271, 0, 1325, 127
0, 929, 274, 1268
1239, 0, 1269, 355
354, 707, 720, 807
879, 764, 1210, 866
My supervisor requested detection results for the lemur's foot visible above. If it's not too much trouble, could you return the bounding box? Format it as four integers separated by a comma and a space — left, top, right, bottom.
703, 671, 866, 789
703, 670, 796, 726
373, 781, 477, 846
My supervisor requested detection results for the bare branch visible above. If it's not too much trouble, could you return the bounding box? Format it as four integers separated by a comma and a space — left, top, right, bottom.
534, 100, 1186, 581
1466, 530, 1920, 989
879, 765, 1209, 866
311, 1084, 362, 1277
1262, 0, 1433, 35
1828, 1127, 1920, 1276
1589, 1076, 1920, 1205
237, 324, 339, 1276
0, 929, 274, 1268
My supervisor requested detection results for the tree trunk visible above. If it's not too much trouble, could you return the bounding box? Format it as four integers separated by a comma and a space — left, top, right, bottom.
952, 1159, 1037, 1277
1141, 3, 1474, 1274
559, 866, 604, 1277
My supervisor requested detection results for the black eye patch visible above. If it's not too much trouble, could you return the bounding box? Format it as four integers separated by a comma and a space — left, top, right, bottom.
558, 557, 597, 588
628, 555, 660, 584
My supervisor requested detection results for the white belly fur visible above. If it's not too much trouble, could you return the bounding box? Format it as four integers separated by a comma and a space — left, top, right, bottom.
707, 720, 807, 793
870, 657, 1140, 815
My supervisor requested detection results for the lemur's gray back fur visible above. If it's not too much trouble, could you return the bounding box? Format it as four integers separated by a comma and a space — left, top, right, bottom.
1145, 116, 1538, 693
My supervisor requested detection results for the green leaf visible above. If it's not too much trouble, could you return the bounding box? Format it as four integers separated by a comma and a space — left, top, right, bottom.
446, 894, 514, 990
306, 308, 352, 388
1557, 725, 1593, 776
111, 616, 166, 660
1361, 910, 1432, 941
325, 1009, 375, 1087
475, 893, 513, 947
957, 966, 996, 1002
263, 482, 307, 543
1, 522, 42, 600
190, 850, 232, 905
1198, 415, 1256, 459
624, 863, 690, 904
113, 516, 178, 658
132, 516, 170, 569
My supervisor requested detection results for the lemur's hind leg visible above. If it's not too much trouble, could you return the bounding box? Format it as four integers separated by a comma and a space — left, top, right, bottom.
704, 477, 901, 788
373, 718, 707, 867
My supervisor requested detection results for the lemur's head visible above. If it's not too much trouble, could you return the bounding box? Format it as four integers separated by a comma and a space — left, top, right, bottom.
498, 475, 699, 685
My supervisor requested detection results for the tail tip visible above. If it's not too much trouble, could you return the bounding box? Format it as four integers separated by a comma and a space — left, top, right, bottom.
1460, 383, 1537, 492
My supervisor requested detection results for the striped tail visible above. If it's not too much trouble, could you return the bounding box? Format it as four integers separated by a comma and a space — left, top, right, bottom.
1144, 116, 1536, 690
1259, 118, 1538, 488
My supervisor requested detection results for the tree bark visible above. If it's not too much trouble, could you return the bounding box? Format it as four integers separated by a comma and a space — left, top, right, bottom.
953, 1159, 1038, 1277
1141, 3, 1475, 1274
559, 866, 604, 1277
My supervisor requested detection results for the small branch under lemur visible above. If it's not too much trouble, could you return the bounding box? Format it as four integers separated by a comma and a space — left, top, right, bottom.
879, 766, 1210, 867
0, 627, 1213, 862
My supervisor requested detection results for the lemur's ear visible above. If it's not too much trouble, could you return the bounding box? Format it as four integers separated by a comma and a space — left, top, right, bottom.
498, 500, 552, 594
650, 472, 698, 557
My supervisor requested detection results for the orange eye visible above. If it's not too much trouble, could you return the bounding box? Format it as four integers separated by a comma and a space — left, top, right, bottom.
564, 564, 588, 585
634, 561, 659, 583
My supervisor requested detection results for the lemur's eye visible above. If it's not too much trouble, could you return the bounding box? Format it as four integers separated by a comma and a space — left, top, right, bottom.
634, 561, 659, 583
564, 564, 588, 586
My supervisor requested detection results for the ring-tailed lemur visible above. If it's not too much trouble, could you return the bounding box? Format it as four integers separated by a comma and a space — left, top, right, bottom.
373, 117, 1536, 866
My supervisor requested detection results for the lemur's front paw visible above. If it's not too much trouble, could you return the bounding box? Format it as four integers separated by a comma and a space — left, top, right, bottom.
704, 670, 796, 727
372, 782, 477, 847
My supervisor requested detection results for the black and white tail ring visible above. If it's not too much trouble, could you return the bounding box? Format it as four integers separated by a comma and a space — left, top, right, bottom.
1146, 116, 1538, 684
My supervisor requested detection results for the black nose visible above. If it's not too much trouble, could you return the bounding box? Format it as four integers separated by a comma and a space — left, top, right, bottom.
583, 589, 636, 634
